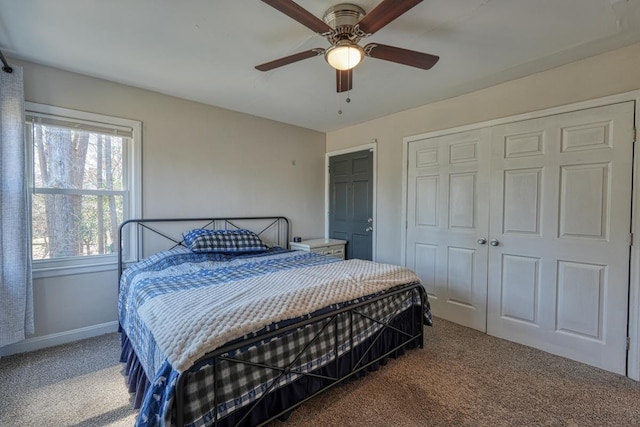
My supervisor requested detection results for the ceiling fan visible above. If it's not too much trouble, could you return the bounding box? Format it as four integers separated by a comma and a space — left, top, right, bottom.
255, 0, 440, 93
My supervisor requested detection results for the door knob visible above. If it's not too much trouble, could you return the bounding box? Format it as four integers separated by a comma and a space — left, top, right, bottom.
477, 238, 487, 245
490, 239, 500, 246
368, 218, 373, 223
365, 226, 373, 232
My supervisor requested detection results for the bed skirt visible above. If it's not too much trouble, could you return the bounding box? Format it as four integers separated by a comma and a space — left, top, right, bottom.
120, 333, 151, 410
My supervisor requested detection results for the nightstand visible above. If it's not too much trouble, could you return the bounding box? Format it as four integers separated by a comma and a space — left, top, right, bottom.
290, 238, 347, 260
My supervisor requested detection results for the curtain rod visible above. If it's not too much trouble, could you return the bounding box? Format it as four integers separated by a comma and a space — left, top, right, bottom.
0, 50, 13, 73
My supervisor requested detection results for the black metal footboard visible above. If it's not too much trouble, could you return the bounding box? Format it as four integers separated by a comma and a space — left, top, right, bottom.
175, 282, 427, 427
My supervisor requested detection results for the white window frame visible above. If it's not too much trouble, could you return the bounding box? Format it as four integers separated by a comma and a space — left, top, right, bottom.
25, 102, 142, 278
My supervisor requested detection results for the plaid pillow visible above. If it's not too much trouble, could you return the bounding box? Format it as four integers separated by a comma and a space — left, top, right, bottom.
183, 229, 268, 253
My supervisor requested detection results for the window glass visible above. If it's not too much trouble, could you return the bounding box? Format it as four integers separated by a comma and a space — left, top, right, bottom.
32, 124, 124, 191
31, 193, 124, 259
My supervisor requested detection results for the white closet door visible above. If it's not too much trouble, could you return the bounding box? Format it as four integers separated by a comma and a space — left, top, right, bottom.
487, 102, 634, 374
407, 129, 491, 331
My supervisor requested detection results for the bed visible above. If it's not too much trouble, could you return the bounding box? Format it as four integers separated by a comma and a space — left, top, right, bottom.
118, 217, 431, 427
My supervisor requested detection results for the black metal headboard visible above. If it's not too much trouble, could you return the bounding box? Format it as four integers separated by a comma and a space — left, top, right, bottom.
117, 216, 290, 280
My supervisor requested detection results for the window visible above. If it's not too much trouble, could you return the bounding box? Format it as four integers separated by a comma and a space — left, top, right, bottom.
25, 103, 141, 275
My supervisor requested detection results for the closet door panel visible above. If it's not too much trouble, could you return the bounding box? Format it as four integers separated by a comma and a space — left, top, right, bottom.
500, 254, 540, 325
502, 168, 542, 235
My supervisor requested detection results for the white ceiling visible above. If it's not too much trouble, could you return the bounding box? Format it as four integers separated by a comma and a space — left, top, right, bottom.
1, 0, 640, 132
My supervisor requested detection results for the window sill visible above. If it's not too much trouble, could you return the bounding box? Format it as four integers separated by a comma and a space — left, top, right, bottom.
32, 260, 118, 279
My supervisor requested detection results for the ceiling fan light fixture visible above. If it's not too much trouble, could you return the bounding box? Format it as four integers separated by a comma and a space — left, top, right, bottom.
325, 41, 364, 70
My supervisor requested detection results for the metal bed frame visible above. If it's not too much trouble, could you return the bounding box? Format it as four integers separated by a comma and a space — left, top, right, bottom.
118, 216, 290, 282
118, 217, 427, 427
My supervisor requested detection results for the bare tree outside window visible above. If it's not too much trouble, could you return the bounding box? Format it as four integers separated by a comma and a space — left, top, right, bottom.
30, 123, 125, 260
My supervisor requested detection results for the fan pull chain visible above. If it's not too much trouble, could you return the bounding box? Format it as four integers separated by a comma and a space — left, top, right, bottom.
340, 53, 353, 110
346, 55, 352, 104
338, 92, 353, 115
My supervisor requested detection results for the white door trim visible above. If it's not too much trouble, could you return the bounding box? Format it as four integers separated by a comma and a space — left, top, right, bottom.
401, 90, 640, 380
325, 142, 377, 261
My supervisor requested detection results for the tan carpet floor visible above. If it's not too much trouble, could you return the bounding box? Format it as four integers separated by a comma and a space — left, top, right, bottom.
1, 318, 639, 426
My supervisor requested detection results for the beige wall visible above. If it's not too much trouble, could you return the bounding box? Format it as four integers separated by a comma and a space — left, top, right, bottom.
4, 58, 326, 351
327, 42, 640, 265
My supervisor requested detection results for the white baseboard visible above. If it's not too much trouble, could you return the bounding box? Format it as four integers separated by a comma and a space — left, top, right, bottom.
0, 321, 119, 357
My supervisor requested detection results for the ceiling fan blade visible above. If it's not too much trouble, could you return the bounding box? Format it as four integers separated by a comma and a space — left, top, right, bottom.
357, 0, 423, 35
255, 49, 324, 71
261, 0, 332, 34
336, 69, 353, 93
365, 43, 439, 70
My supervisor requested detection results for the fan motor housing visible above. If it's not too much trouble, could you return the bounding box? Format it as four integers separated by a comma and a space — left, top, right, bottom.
323, 3, 365, 43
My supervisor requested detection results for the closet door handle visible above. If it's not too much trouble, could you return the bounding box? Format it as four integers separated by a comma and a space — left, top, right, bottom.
490, 239, 500, 246
477, 238, 487, 245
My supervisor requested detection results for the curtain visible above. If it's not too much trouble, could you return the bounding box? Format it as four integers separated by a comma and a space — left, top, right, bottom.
0, 64, 33, 348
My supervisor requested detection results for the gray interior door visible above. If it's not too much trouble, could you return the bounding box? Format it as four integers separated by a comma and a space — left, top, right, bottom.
329, 150, 373, 260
